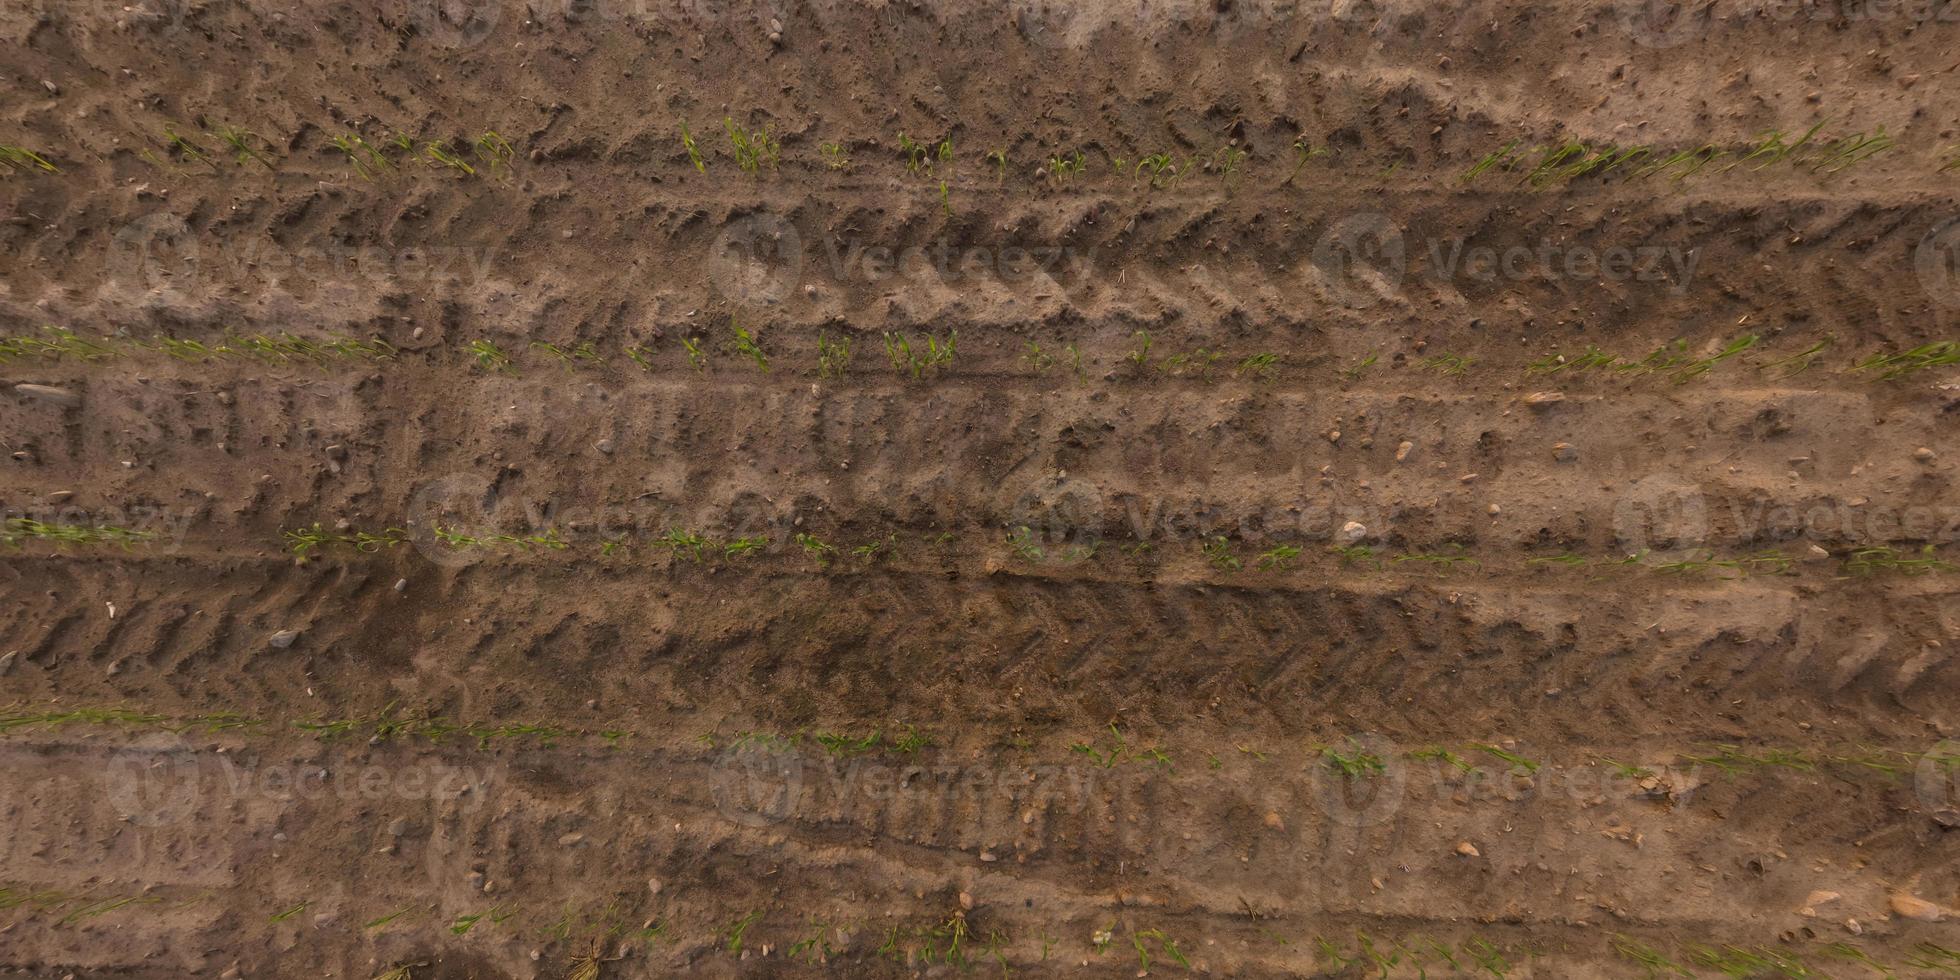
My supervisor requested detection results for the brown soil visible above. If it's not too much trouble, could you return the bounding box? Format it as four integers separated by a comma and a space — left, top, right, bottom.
3, 1, 1960, 977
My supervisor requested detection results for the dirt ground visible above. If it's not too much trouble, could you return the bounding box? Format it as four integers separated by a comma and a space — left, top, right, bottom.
3, 0, 1960, 976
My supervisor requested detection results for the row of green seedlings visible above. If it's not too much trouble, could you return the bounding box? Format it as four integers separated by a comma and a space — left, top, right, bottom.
0, 886, 163, 925
280, 518, 1959, 582
1611, 933, 1960, 980
0, 705, 584, 750
1017, 530, 1957, 581
10, 323, 1952, 389
699, 726, 931, 757
10, 706, 1947, 788
130, 120, 514, 181
344, 900, 671, 980
0, 327, 397, 366
1, 518, 157, 550
1307, 932, 1524, 978
1529, 335, 1960, 383
1461, 120, 1897, 188
328, 130, 514, 181
467, 326, 955, 381
1317, 738, 1957, 787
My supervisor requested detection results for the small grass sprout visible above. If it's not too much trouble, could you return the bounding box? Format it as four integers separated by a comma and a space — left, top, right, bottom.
724, 117, 780, 173
680, 122, 705, 173
0, 145, 60, 174
816, 332, 853, 379
467, 339, 513, 372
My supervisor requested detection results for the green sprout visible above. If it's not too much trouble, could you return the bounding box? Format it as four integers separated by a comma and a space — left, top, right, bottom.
819, 141, 850, 170
680, 121, 705, 173
728, 320, 769, 371
724, 117, 780, 173
816, 332, 853, 379
215, 125, 274, 168
467, 339, 513, 372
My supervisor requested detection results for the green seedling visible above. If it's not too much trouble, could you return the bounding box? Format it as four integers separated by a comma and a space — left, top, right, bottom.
424, 141, 476, 176
163, 125, 216, 169
1023, 340, 1055, 373
1007, 526, 1045, 562
473, 131, 514, 179
1255, 545, 1302, 571
723, 117, 780, 173
722, 911, 763, 954
1528, 345, 1621, 374
795, 532, 836, 567
1211, 143, 1247, 184
1844, 544, 1954, 575
985, 149, 1006, 183
1201, 535, 1241, 570
0, 327, 118, 362
724, 536, 766, 558
1285, 137, 1328, 186
881, 330, 956, 378
1126, 330, 1153, 371
1421, 353, 1473, 375
1461, 140, 1523, 183
1757, 336, 1832, 377
1344, 352, 1379, 380
1671, 334, 1758, 382
1236, 352, 1278, 379
625, 343, 656, 370
1330, 544, 1379, 568
938, 179, 951, 217
1321, 740, 1387, 779
530, 341, 601, 369
1392, 546, 1480, 571
1134, 152, 1183, 190
657, 529, 710, 563
851, 534, 895, 562
727, 321, 769, 371
1853, 340, 1960, 380
329, 134, 392, 180
1409, 746, 1476, 774
681, 336, 707, 371
0, 145, 60, 174
3, 519, 157, 550
815, 332, 852, 379
819, 140, 850, 170
214, 125, 273, 168
1473, 743, 1540, 774
1610, 935, 1691, 977
1132, 928, 1191, 970
680, 122, 705, 173
467, 339, 513, 372
1046, 150, 1086, 186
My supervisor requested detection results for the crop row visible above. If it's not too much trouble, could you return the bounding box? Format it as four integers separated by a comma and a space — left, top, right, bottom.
2, 117, 1941, 190
5, 326, 1957, 386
